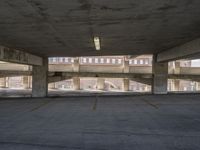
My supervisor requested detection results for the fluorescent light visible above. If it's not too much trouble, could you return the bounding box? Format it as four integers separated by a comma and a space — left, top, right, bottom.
94, 37, 100, 50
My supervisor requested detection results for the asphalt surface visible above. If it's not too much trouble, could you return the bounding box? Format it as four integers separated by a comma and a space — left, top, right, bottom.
0, 94, 200, 150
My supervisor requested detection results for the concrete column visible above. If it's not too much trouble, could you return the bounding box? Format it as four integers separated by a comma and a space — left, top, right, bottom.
123, 57, 129, 73
122, 78, 129, 91
170, 79, 180, 91
73, 77, 80, 90
144, 85, 148, 92
48, 83, 56, 89
23, 76, 31, 89
0, 77, 9, 88
174, 80, 180, 91
152, 54, 168, 94
73, 57, 80, 72
97, 78, 105, 90
32, 58, 48, 97
174, 61, 181, 74
195, 82, 200, 91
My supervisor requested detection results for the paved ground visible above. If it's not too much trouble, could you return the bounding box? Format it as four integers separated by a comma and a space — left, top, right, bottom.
0, 94, 200, 150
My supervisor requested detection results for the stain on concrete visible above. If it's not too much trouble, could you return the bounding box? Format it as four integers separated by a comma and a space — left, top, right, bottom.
92, 96, 98, 111
26, 0, 49, 20
100, 6, 122, 11
79, 0, 92, 11
100, 5, 135, 12
133, 14, 150, 21
99, 22, 121, 26
157, 4, 177, 11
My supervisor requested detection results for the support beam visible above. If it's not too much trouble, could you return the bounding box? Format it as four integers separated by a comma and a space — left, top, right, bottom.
0, 46, 43, 66
32, 58, 48, 97
122, 78, 129, 91
0, 70, 31, 78
58, 72, 152, 79
130, 78, 152, 85
157, 38, 200, 62
152, 55, 168, 94
48, 76, 71, 83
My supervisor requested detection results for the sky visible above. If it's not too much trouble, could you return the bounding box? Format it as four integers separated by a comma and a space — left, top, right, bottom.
191, 59, 200, 67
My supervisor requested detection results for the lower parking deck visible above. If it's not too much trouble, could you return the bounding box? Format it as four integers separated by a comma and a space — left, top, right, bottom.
0, 94, 200, 149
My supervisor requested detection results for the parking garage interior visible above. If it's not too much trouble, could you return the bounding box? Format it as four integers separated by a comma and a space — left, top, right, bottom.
0, 0, 200, 149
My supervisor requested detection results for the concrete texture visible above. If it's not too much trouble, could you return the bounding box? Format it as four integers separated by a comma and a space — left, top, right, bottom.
73, 77, 81, 90
157, 38, 200, 62
0, 1, 200, 57
152, 55, 168, 94
0, 94, 200, 149
0, 46, 42, 65
32, 58, 48, 97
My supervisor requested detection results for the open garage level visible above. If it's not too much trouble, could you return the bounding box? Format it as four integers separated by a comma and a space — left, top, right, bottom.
0, 94, 200, 150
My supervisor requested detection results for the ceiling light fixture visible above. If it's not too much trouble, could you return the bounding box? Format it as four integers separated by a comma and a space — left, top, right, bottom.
94, 37, 100, 50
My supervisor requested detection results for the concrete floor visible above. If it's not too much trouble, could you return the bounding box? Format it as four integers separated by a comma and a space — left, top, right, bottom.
0, 95, 200, 149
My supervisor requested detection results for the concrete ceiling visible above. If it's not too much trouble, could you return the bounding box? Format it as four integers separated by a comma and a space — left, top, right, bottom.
0, 0, 200, 57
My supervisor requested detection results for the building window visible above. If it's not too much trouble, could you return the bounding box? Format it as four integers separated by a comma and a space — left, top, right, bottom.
95, 58, 98, 63
118, 59, 122, 64
106, 58, 110, 64
134, 59, 137, 64
112, 59, 116, 64
83, 58, 87, 63
145, 59, 148, 65
89, 58, 92, 63
129, 60, 132, 64
140, 59, 143, 64
184, 87, 187, 91
59, 58, 63, 63
71, 59, 74, 63
53, 58, 57, 63
65, 58, 69, 63
100, 58, 104, 63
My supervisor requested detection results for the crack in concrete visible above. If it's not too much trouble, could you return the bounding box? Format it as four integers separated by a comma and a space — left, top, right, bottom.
0, 141, 81, 149
30, 101, 51, 112
141, 98, 159, 109
92, 95, 98, 111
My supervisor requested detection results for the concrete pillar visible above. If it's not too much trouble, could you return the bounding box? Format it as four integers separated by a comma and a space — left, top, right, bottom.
122, 78, 129, 91
152, 54, 168, 94
174, 61, 181, 74
195, 82, 200, 91
0, 77, 8, 88
170, 79, 180, 91
123, 57, 129, 73
73, 77, 80, 90
48, 83, 56, 89
174, 80, 180, 91
73, 57, 80, 72
23, 76, 31, 89
97, 78, 105, 90
144, 85, 148, 92
32, 58, 48, 97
